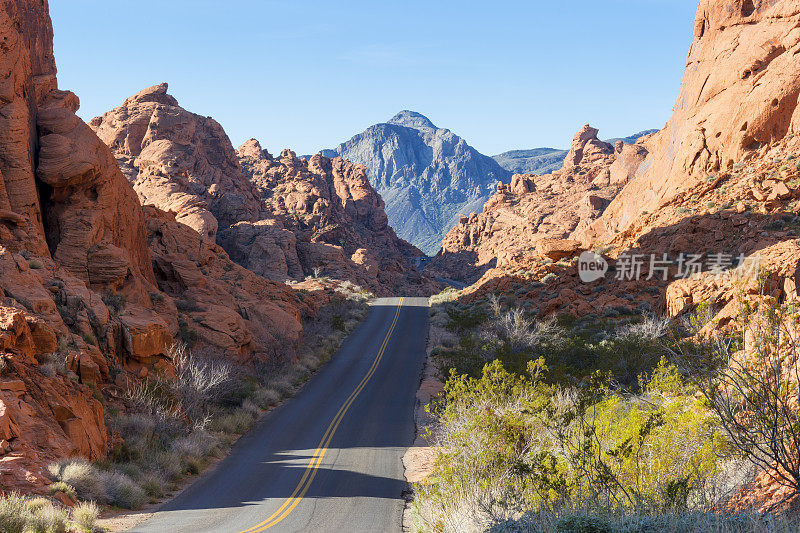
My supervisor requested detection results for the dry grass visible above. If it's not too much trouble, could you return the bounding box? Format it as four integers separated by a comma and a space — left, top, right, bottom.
0, 491, 101, 533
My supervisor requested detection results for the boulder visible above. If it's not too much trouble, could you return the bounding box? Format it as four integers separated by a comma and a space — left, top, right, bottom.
536, 239, 582, 261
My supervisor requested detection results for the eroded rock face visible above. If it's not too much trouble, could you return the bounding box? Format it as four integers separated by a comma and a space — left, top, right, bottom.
429, 125, 644, 282
0, 1, 152, 290
235, 141, 436, 294
90, 83, 263, 242
0, 1, 317, 494
145, 205, 314, 360
93, 89, 436, 296
589, 0, 800, 241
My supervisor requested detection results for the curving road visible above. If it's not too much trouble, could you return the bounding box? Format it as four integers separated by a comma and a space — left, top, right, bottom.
131, 297, 430, 533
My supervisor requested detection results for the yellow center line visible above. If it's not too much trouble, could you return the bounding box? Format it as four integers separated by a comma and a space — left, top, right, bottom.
237, 298, 405, 533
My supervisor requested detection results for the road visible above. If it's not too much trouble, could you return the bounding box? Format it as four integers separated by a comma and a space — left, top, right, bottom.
131, 297, 430, 533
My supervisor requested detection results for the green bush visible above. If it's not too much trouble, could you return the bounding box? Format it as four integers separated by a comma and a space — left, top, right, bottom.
48, 481, 76, 499
413, 359, 729, 532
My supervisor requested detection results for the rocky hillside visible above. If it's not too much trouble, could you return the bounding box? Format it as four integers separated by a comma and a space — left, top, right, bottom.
323, 111, 512, 255
0, 0, 325, 493
433, 0, 800, 288
429, 124, 650, 282
91, 87, 434, 296
492, 129, 657, 175
234, 140, 435, 294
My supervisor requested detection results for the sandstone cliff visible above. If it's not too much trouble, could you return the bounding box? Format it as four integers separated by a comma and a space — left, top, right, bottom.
587, 0, 800, 242
0, 1, 318, 493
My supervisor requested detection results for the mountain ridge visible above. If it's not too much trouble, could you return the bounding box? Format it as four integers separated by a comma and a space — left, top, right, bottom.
323, 112, 511, 255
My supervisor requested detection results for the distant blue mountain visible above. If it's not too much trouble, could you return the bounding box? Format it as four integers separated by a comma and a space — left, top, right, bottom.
323, 111, 511, 255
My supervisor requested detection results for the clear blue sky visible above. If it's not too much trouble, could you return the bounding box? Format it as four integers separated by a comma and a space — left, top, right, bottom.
50, 0, 699, 156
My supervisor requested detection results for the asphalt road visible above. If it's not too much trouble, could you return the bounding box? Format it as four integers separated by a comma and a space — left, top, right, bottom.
131, 296, 430, 533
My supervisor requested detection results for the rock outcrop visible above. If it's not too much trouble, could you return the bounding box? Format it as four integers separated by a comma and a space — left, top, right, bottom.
324, 110, 512, 255
234, 141, 435, 294
430, 125, 647, 282
90, 83, 262, 243
491, 130, 657, 176
587, 0, 800, 242
92, 89, 435, 296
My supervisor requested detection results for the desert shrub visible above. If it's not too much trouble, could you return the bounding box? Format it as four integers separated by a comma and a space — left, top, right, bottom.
445, 304, 488, 333
331, 314, 346, 331
102, 290, 127, 317
669, 292, 800, 510
178, 323, 200, 346
413, 360, 730, 532
171, 343, 233, 426
102, 470, 147, 509
430, 287, 460, 305
48, 481, 76, 499
434, 300, 669, 387
71, 501, 100, 532
0, 493, 27, 533
554, 513, 612, 533
210, 407, 256, 434
46, 458, 146, 509
541, 273, 558, 284
25, 501, 69, 533
47, 460, 105, 502
175, 298, 202, 313
484, 509, 799, 533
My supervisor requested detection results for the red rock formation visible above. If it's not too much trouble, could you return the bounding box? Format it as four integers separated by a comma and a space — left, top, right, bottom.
91, 87, 437, 295
234, 141, 436, 294
0, 1, 318, 493
430, 125, 643, 282
588, 0, 800, 241
90, 83, 262, 243
431, 1, 800, 510
145, 205, 316, 360
0, 1, 152, 288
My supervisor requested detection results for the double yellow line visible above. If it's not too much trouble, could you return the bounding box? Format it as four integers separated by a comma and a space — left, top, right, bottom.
238, 298, 404, 532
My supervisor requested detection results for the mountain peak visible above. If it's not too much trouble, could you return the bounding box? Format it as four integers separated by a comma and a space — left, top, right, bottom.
387, 110, 436, 129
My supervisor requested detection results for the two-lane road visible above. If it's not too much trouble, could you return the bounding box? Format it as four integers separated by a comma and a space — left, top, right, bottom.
132, 297, 430, 533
